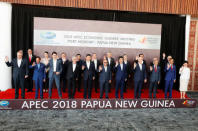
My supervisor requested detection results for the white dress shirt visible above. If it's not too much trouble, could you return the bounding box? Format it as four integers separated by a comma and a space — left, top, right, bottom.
108, 58, 111, 65
104, 66, 107, 72
139, 63, 142, 71
17, 59, 22, 67
86, 61, 90, 69
120, 63, 123, 71
93, 59, 97, 70
73, 63, 76, 72
53, 59, 57, 72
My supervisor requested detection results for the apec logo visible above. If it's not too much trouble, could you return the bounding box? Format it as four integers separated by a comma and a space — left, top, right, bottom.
40, 32, 56, 39
0, 101, 9, 107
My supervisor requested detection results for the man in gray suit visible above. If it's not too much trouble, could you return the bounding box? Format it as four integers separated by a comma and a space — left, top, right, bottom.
47, 52, 62, 99
149, 58, 161, 98
98, 59, 112, 99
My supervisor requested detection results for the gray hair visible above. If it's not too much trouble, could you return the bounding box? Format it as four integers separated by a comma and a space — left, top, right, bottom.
72, 56, 76, 61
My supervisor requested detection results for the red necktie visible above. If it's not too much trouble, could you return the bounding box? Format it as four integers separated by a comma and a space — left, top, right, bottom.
171, 65, 173, 70
155, 66, 157, 72
29, 56, 31, 62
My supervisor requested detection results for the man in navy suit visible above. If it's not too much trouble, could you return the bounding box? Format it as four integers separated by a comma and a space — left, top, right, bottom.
76, 54, 83, 92
92, 53, 100, 93
82, 54, 95, 99
106, 52, 115, 92
149, 58, 161, 98
5, 50, 29, 99
98, 59, 112, 99
30, 56, 46, 99
114, 56, 127, 99
123, 54, 132, 92
133, 57, 147, 99
164, 58, 176, 98
66, 56, 80, 99
47, 52, 62, 99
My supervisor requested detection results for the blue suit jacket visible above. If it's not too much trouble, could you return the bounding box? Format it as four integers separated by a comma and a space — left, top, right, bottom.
99, 65, 112, 82
150, 65, 161, 82
30, 63, 46, 81
47, 59, 62, 78
164, 64, 176, 81
133, 63, 147, 81
114, 64, 127, 81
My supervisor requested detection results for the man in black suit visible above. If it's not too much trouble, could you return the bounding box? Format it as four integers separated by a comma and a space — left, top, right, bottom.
60, 52, 69, 93
5, 50, 29, 99
106, 52, 115, 92
98, 59, 112, 99
66, 56, 80, 99
92, 53, 100, 93
26, 49, 36, 92
134, 54, 147, 66
82, 54, 95, 99
123, 54, 132, 92
76, 54, 83, 92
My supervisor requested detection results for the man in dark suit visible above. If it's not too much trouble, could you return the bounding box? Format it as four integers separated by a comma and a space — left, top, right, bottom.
66, 56, 80, 99
134, 54, 147, 66
30, 56, 46, 99
98, 59, 112, 99
161, 53, 172, 90
92, 53, 100, 93
123, 54, 132, 92
26, 49, 36, 92
47, 52, 62, 99
114, 56, 127, 99
76, 54, 83, 92
164, 58, 176, 98
59, 52, 69, 93
149, 58, 161, 98
133, 57, 147, 99
82, 54, 95, 99
5, 50, 29, 99
106, 52, 115, 92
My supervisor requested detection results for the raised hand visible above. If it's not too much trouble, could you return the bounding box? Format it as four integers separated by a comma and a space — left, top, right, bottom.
115, 61, 118, 66
134, 62, 137, 69
135, 56, 139, 60
167, 64, 170, 69
32, 62, 36, 66
150, 66, 153, 71
5, 56, 9, 62
82, 65, 85, 70
162, 53, 166, 59
99, 65, 102, 71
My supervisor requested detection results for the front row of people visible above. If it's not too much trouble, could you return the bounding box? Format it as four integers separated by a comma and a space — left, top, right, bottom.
5, 50, 190, 99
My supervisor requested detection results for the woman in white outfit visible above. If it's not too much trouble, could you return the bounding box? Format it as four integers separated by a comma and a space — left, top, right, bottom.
179, 61, 190, 99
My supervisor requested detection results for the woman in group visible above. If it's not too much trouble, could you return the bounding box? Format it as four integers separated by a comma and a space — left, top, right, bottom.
41, 51, 51, 93
179, 61, 190, 99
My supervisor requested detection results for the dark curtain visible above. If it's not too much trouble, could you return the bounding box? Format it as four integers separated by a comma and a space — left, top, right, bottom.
11, 4, 186, 90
